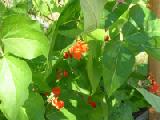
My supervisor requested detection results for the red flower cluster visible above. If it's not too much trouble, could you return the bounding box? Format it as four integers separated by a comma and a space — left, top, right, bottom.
88, 96, 96, 108
64, 40, 88, 60
47, 87, 64, 110
148, 74, 160, 94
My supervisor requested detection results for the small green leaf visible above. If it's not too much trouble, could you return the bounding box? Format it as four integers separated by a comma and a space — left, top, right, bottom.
137, 88, 160, 112
0, 56, 32, 120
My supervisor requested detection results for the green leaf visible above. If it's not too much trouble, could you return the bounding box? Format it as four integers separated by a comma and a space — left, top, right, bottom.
105, 2, 130, 29
47, 110, 68, 120
122, 22, 137, 38
147, 19, 160, 37
0, 3, 6, 20
137, 88, 160, 112
88, 94, 108, 120
24, 92, 45, 120
80, 0, 106, 32
87, 55, 102, 94
1, 15, 49, 59
48, 0, 80, 57
16, 107, 29, 120
0, 111, 7, 120
87, 41, 103, 93
144, 38, 160, 60
129, 5, 145, 28
0, 56, 32, 120
103, 41, 135, 96
57, 0, 80, 28
87, 29, 105, 41
109, 103, 133, 120
126, 32, 150, 54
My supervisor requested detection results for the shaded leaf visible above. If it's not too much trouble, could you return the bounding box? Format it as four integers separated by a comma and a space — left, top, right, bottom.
24, 92, 45, 120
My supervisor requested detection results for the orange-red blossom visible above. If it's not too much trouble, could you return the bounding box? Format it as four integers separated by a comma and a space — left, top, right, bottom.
47, 87, 64, 110
148, 74, 160, 93
69, 40, 88, 60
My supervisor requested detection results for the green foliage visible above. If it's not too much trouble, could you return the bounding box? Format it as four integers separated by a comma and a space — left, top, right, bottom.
137, 88, 160, 112
24, 92, 45, 120
80, 0, 106, 32
103, 41, 135, 96
87, 40, 103, 94
1, 0, 160, 119
0, 56, 32, 120
109, 103, 133, 120
1, 15, 49, 59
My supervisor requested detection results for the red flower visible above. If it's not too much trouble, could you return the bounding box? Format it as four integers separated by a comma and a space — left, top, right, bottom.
88, 101, 96, 108
88, 96, 96, 108
52, 87, 61, 96
56, 100, 64, 110
147, 74, 160, 93
52, 97, 64, 110
63, 70, 68, 77
69, 40, 88, 60
148, 84, 159, 93
64, 52, 69, 59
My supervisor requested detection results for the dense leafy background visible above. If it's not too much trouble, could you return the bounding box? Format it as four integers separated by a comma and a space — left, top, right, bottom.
0, 0, 160, 120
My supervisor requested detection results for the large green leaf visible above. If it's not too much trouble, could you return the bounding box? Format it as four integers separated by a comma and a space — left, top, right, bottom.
1, 15, 49, 59
87, 40, 103, 93
0, 56, 32, 120
80, 0, 106, 32
87, 55, 102, 94
137, 88, 160, 112
24, 92, 45, 120
103, 41, 135, 96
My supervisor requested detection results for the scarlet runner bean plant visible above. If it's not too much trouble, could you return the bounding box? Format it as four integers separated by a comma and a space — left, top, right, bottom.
0, 0, 160, 120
